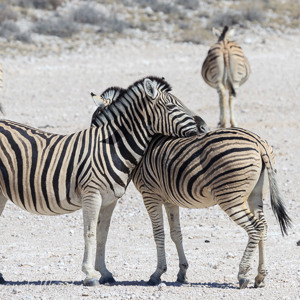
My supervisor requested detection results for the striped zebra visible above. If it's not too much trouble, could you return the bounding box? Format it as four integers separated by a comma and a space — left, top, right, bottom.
132, 127, 291, 289
201, 26, 250, 128
0, 76, 202, 286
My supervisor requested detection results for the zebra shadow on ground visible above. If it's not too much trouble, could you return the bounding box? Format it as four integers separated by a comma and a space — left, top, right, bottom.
1, 279, 238, 289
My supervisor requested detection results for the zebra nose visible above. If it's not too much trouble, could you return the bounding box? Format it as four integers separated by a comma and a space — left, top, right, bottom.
184, 130, 198, 137
194, 116, 209, 134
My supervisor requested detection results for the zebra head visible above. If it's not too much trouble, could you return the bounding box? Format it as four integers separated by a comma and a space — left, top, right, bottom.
142, 76, 203, 137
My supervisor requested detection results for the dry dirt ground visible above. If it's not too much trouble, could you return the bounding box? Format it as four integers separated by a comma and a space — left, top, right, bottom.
0, 33, 299, 299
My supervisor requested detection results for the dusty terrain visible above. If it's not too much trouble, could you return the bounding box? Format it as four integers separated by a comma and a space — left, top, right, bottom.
0, 32, 300, 299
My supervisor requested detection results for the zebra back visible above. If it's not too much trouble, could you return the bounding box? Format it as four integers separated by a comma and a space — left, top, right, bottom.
201, 26, 250, 94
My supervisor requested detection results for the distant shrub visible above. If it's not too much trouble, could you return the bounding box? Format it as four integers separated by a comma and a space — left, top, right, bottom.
32, 15, 78, 37
175, 0, 199, 10
15, 31, 32, 43
73, 4, 103, 25
0, 3, 18, 25
11, 0, 64, 10
211, 11, 243, 27
244, 7, 264, 22
0, 20, 20, 39
211, 7, 263, 28
97, 13, 130, 34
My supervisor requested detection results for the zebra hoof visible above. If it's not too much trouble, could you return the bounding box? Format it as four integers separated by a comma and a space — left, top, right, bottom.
176, 274, 188, 284
239, 278, 249, 289
254, 280, 265, 288
83, 278, 100, 287
99, 275, 116, 285
147, 275, 161, 286
0, 273, 5, 284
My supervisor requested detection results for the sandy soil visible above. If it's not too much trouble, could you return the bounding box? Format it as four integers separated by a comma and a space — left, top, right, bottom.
0, 33, 299, 299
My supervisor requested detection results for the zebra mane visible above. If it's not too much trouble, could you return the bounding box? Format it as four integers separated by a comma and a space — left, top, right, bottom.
100, 86, 125, 104
128, 76, 172, 93
218, 26, 229, 41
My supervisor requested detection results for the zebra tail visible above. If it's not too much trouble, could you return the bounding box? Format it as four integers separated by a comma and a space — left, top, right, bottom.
223, 51, 236, 97
262, 153, 292, 236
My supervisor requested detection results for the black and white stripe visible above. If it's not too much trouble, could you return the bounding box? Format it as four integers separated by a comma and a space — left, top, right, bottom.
132, 127, 291, 288
0, 76, 201, 286
201, 26, 250, 128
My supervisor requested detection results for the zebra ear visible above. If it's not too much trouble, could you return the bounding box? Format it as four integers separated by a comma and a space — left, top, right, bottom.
91, 92, 109, 109
144, 78, 158, 100
227, 28, 235, 39
212, 27, 221, 38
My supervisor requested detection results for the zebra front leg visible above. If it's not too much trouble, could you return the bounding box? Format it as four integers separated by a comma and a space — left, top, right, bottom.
0, 194, 7, 284
144, 198, 167, 285
229, 89, 237, 127
81, 192, 102, 286
248, 170, 268, 288
217, 84, 227, 128
220, 203, 264, 289
164, 203, 188, 283
95, 199, 117, 284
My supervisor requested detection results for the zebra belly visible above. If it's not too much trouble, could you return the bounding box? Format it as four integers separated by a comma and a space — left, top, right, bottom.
163, 192, 217, 209
0, 177, 83, 216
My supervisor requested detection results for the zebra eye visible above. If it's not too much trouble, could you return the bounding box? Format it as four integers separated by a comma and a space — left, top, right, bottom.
166, 104, 176, 111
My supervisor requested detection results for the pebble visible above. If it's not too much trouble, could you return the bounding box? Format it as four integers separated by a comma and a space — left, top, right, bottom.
157, 282, 166, 291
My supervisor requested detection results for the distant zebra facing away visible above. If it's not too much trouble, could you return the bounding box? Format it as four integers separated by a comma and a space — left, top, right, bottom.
0, 76, 203, 286
132, 128, 291, 289
201, 26, 250, 128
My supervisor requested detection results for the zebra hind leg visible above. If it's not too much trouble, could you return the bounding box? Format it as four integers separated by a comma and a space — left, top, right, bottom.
248, 170, 268, 288
144, 197, 167, 285
164, 203, 189, 283
0, 193, 7, 284
229, 88, 237, 127
216, 84, 227, 128
219, 201, 265, 289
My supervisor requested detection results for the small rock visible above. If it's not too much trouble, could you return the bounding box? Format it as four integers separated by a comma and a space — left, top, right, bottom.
297, 240, 300, 246
12, 288, 20, 294
204, 240, 210, 243
226, 252, 235, 258
158, 282, 166, 291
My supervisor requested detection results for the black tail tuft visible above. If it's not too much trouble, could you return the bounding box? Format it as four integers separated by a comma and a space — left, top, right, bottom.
229, 82, 236, 97
269, 169, 292, 236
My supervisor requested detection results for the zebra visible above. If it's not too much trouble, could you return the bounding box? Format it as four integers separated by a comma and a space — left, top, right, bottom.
201, 26, 250, 128
0, 76, 203, 286
132, 127, 291, 289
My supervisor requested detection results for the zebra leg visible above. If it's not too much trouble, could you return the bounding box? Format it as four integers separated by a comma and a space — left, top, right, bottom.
229, 89, 237, 127
144, 198, 167, 285
217, 84, 227, 128
220, 202, 265, 289
81, 192, 102, 286
95, 200, 117, 284
0, 194, 7, 284
164, 203, 188, 283
248, 170, 268, 288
